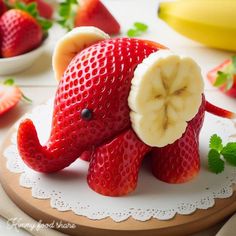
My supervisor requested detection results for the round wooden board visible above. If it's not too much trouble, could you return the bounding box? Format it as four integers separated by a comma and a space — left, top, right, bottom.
1, 127, 236, 236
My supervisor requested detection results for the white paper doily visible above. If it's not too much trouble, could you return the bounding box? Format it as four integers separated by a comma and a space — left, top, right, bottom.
3, 99, 236, 222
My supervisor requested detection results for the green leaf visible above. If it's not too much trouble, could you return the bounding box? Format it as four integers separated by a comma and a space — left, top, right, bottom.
232, 55, 236, 67
221, 143, 236, 166
127, 29, 140, 37
214, 71, 229, 87
208, 149, 225, 174
127, 22, 148, 38
37, 17, 53, 31
3, 78, 14, 86
209, 134, 223, 152
57, 0, 78, 31
134, 22, 148, 32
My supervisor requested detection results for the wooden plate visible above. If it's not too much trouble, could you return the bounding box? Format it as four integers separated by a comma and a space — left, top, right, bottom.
1, 127, 236, 236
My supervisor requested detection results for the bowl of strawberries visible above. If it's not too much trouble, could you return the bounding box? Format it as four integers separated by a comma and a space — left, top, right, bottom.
0, 0, 53, 75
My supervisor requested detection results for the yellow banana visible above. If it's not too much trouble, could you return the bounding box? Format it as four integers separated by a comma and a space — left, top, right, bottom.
158, 0, 236, 51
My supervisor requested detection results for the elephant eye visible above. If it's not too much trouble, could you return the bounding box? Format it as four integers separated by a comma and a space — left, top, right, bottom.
81, 108, 93, 121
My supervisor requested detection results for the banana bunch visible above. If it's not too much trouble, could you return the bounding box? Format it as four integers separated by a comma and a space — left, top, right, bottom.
158, 0, 236, 51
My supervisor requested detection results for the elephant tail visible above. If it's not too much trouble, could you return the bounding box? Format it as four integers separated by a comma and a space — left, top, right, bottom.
206, 101, 236, 119
17, 119, 78, 173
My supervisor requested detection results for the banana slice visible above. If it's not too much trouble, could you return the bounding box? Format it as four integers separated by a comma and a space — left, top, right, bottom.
52, 27, 110, 81
128, 49, 204, 147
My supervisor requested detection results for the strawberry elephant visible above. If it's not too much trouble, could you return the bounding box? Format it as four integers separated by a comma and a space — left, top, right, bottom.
17, 27, 233, 196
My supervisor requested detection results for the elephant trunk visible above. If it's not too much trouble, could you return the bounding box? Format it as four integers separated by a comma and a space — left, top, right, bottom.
17, 119, 81, 173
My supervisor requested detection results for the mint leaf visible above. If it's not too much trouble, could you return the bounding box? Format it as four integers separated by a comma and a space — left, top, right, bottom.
3, 78, 14, 86
134, 22, 148, 32
208, 149, 225, 174
209, 134, 223, 152
127, 22, 148, 38
221, 143, 236, 166
127, 29, 140, 37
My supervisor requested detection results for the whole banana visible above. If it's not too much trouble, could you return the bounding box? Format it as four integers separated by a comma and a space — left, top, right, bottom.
158, 0, 236, 51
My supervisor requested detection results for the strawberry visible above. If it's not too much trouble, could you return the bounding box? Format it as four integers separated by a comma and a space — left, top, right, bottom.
207, 56, 236, 97
0, 79, 30, 116
0, 3, 52, 58
75, 0, 120, 35
188, 95, 206, 139
87, 130, 151, 196
9, 0, 53, 19
58, 0, 120, 34
17, 38, 164, 174
151, 125, 200, 184
0, 0, 7, 17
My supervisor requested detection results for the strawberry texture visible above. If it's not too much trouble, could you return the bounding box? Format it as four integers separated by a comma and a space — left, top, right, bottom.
151, 125, 200, 184
17, 38, 164, 178
87, 129, 151, 196
0, 9, 43, 57
207, 59, 236, 98
75, 0, 120, 35
188, 94, 206, 140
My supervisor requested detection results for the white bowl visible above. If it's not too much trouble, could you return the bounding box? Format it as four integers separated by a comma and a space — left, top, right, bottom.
0, 38, 49, 76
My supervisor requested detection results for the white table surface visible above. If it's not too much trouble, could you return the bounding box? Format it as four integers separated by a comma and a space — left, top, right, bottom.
0, 0, 235, 235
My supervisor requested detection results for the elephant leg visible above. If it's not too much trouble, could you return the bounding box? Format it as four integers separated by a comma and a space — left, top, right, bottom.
151, 125, 200, 184
87, 129, 151, 196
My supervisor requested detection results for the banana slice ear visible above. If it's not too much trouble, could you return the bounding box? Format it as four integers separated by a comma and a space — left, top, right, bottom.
52, 27, 110, 81
128, 49, 204, 147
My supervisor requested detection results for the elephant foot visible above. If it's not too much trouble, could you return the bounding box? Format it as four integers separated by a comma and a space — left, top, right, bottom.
87, 129, 151, 196
151, 125, 200, 184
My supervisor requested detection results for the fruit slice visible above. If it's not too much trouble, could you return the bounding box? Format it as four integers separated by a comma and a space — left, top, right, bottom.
151, 125, 200, 184
207, 57, 236, 98
128, 49, 204, 147
52, 26, 109, 81
0, 79, 24, 116
75, 0, 120, 35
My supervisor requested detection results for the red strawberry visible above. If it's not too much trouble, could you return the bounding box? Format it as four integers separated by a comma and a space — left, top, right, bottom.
151, 125, 200, 184
9, 0, 53, 19
188, 95, 206, 139
0, 79, 29, 116
58, 0, 120, 34
75, 0, 120, 35
0, 0, 7, 17
207, 57, 236, 97
0, 4, 53, 58
87, 130, 151, 196
17, 38, 164, 174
